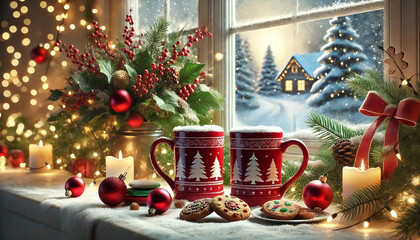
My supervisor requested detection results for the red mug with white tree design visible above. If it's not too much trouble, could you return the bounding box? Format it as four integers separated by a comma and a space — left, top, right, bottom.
230, 126, 309, 206
150, 125, 224, 201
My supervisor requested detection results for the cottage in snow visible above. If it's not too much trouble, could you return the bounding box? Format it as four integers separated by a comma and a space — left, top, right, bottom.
276, 52, 322, 94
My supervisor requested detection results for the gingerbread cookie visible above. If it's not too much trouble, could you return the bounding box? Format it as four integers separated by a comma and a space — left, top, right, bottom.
179, 198, 213, 221
261, 200, 299, 220
210, 195, 251, 221
295, 207, 315, 220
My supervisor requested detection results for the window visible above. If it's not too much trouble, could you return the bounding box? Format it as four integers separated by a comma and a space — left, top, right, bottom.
297, 80, 305, 91
291, 65, 298, 74
285, 80, 293, 92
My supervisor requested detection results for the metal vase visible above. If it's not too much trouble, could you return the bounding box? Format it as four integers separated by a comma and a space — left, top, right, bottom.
112, 122, 163, 180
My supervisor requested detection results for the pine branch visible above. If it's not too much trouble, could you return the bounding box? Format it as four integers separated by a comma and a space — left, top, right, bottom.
306, 112, 364, 147
394, 191, 420, 240
340, 184, 383, 220
144, 17, 169, 55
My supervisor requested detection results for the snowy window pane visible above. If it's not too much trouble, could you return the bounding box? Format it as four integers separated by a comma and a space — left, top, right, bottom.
135, 0, 198, 33
234, 10, 383, 132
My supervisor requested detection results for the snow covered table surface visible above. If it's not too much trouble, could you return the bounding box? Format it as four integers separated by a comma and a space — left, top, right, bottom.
0, 168, 394, 240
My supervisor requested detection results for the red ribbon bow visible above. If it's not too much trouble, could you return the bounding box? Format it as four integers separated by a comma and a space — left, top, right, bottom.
355, 91, 420, 179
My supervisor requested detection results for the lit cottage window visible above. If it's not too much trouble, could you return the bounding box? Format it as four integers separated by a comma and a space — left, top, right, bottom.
297, 80, 305, 91
291, 65, 298, 74
285, 80, 293, 92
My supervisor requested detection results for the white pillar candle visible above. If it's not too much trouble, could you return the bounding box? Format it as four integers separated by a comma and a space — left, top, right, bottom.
342, 159, 381, 199
29, 140, 53, 173
106, 150, 134, 183
0, 156, 5, 171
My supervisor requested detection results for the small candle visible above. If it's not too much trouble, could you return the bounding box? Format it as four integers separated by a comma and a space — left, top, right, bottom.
342, 159, 381, 199
106, 150, 134, 183
29, 140, 53, 173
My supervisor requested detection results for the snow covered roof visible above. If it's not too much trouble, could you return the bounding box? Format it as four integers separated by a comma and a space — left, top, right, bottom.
292, 52, 323, 77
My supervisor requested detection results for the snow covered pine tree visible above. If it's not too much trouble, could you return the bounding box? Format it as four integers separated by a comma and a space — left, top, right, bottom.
235, 35, 259, 110
307, 16, 367, 116
257, 46, 280, 96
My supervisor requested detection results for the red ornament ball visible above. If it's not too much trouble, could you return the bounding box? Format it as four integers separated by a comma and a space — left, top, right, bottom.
65, 176, 85, 198
147, 188, 172, 215
9, 149, 24, 168
30, 45, 49, 64
0, 144, 8, 157
110, 90, 132, 113
98, 175, 127, 206
127, 112, 144, 128
302, 174, 333, 210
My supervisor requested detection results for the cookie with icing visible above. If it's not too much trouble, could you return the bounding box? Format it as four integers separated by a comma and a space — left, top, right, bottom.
210, 195, 251, 221
179, 198, 213, 221
261, 200, 300, 220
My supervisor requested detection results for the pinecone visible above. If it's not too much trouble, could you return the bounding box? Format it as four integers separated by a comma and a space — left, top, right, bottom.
332, 139, 356, 165
161, 68, 179, 85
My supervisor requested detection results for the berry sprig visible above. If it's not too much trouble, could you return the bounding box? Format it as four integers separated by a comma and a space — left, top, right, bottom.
60, 89, 96, 110
122, 11, 142, 61
91, 20, 117, 59
55, 40, 99, 73
177, 83, 197, 101
132, 70, 159, 98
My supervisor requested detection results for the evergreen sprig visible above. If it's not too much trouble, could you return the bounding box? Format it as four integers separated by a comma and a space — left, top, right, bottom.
144, 17, 170, 55
394, 191, 420, 240
306, 112, 364, 147
340, 184, 383, 220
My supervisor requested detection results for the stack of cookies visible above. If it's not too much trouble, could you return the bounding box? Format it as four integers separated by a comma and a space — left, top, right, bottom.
125, 180, 160, 205
261, 200, 316, 220
179, 195, 251, 222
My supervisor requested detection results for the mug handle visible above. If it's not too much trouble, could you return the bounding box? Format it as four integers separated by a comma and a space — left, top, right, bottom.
278, 139, 309, 197
150, 137, 175, 190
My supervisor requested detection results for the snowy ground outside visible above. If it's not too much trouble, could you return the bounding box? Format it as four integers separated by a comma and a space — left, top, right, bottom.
235, 93, 370, 133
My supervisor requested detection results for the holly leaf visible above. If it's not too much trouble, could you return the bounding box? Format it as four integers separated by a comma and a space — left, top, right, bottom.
178, 61, 205, 84
70, 72, 91, 93
125, 64, 138, 86
47, 110, 67, 122
131, 50, 153, 74
152, 94, 176, 113
115, 112, 129, 130
86, 112, 107, 131
187, 84, 223, 115
97, 59, 116, 83
47, 89, 63, 101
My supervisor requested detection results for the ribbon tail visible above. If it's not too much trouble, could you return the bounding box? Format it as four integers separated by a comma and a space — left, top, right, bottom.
383, 118, 400, 179
354, 116, 387, 169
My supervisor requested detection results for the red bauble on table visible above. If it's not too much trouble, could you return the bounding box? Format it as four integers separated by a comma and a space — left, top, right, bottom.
0, 144, 8, 157
8, 149, 25, 168
110, 90, 132, 113
30, 45, 49, 64
302, 174, 333, 210
98, 174, 127, 206
147, 188, 172, 215
127, 111, 144, 128
65, 176, 85, 198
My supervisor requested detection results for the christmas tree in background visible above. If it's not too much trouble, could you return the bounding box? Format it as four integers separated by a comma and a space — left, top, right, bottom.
176, 157, 186, 180
257, 46, 280, 96
235, 35, 259, 110
188, 151, 207, 181
210, 157, 222, 180
242, 39, 258, 87
266, 159, 279, 184
244, 153, 263, 184
307, 16, 367, 111
232, 160, 242, 183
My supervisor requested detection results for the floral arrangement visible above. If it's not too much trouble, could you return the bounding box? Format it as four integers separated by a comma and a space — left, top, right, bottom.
47, 13, 222, 175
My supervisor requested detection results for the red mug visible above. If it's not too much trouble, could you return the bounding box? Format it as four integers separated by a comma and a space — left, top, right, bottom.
150, 125, 224, 201
230, 126, 309, 206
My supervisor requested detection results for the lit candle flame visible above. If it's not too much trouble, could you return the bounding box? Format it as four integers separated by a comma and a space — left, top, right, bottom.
118, 150, 122, 160
39, 140, 43, 147
361, 159, 365, 171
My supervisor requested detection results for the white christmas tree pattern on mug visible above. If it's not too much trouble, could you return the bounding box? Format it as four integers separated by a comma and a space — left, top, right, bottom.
244, 153, 263, 184
232, 159, 242, 183
176, 156, 186, 180
210, 156, 222, 180
188, 151, 208, 181
266, 159, 279, 184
